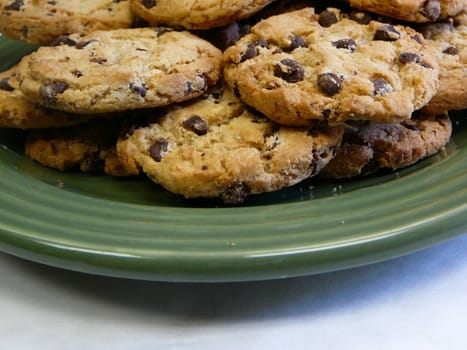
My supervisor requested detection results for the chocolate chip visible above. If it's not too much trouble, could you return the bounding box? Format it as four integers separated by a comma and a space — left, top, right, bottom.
182, 115, 208, 135
317, 73, 341, 95
411, 34, 424, 44
130, 83, 147, 97
373, 78, 393, 96
274, 59, 304, 83
285, 35, 307, 51
318, 10, 338, 27
374, 25, 400, 41
332, 38, 357, 52
52, 35, 77, 46
149, 138, 168, 162
141, 0, 156, 9
39, 82, 68, 106
349, 11, 372, 24
0, 78, 14, 91
399, 52, 421, 64
90, 57, 107, 64
443, 46, 459, 55
220, 183, 250, 204
240, 40, 268, 62
421, 0, 441, 21
4, 0, 23, 11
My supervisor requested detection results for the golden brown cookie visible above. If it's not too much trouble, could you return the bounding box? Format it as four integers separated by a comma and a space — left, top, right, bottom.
223, 8, 439, 127
16, 28, 223, 114
342, 0, 466, 23
0, 0, 134, 44
0, 65, 97, 129
25, 119, 131, 176
117, 83, 344, 203
130, 0, 277, 30
418, 12, 467, 114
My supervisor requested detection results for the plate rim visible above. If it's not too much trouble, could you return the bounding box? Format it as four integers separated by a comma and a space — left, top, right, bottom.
0, 36, 466, 282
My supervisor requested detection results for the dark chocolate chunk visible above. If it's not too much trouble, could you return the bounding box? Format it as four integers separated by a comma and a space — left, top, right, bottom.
149, 138, 169, 162
285, 35, 307, 51
399, 52, 433, 68
130, 83, 147, 97
332, 38, 357, 52
318, 10, 338, 27
373, 78, 393, 96
349, 11, 372, 24
274, 58, 304, 83
411, 34, 423, 44
4, 0, 23, 11
240, 40, 268, 62
443, 46, 459, 55
39, 81, 68, 106
220, 183, 250, 204
399, 52, 421, 64
52, 35, 77, 47
421, 0, 441, 21
141, 0, 156, 9
182, 115, 208, 135
317, 73, 341, 95
374, 25, 400, 41
0, 78, 14, 91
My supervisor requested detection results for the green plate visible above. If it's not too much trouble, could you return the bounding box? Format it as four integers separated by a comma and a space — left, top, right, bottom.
0, 36, 466, 282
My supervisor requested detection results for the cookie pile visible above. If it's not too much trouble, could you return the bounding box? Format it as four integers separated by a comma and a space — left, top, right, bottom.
0, 0, 465, 203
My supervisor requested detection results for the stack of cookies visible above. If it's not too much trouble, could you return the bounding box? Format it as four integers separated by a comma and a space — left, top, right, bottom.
0, 0, 465, 203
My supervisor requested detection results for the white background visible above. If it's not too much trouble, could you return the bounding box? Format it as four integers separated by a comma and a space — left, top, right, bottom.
1, 233, 466, 350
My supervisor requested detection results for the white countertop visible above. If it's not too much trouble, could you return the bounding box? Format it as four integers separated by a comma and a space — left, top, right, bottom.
1, 233, 466, 350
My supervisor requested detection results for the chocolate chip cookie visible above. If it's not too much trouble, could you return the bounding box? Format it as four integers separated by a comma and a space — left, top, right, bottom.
130, 0, 277, 30
25, 119, 131, 176
417, 12, 467, 114
320, 112, 452, 179
117, 83, 344, 203
0, 65, 97, 129
223, 8, 439, 127
342, 0, 466, 23
16, 28, 223, 114
0, 0, 134, 44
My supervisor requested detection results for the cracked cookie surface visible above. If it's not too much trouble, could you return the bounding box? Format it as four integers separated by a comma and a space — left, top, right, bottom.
0, 0, 134, 44
223, 8, 439, 127
130, 0, 277, 30
16, 28, 223, 114
117, 83, 344, 203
